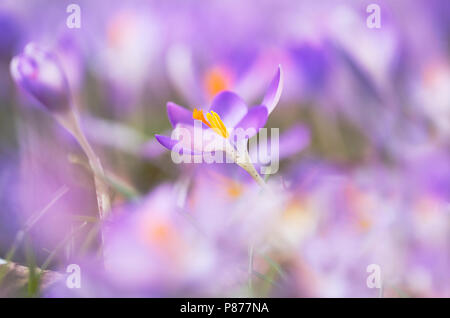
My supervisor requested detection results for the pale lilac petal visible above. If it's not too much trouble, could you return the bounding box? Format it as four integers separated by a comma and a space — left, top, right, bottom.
167, 102, 193, 127
231, 105, 268, 140
166, 44, 202, 106
208, 91, 248, 127
262, 65, 283, 114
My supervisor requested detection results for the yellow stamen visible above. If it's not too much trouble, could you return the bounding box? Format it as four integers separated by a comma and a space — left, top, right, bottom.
193, 108, 211, 127
192, 109, 229, 138
206, 111, 229, 139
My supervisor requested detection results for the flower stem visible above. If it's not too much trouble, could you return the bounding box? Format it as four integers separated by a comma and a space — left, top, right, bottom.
239, 160, 268, 189
70, 118, 111, 219
234, 144, 269, 190
248, 244, 254, 296
55, 110, 111, 225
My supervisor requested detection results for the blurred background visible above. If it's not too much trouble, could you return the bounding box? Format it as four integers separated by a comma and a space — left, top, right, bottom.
0, 0, 448, 297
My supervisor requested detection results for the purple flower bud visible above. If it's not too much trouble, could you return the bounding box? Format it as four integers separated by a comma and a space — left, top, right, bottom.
10, 43, 71, 112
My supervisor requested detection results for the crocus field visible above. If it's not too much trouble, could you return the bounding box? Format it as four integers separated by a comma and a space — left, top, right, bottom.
0, 0, 448, 298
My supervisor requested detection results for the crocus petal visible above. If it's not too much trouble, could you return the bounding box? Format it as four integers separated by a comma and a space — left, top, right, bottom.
208, 91, 248, 127
155, 122, 228, 155
168, 102, 213, 130
232, 105, 268, 140
167, 102, 193, 127
262, 65, 283, 114
175, 124, 228, 153
155, 134, 200, 156
155, 134, 180, 152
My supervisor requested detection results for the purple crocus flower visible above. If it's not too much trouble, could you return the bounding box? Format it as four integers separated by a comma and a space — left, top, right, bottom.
10, 43, 71, 113
156, 66, 283, 186
156, 66, 282, 151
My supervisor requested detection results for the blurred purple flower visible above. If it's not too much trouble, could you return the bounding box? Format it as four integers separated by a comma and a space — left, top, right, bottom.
10, 43, 71, 113
47, 184, 254, 297
288, 41, 332, 97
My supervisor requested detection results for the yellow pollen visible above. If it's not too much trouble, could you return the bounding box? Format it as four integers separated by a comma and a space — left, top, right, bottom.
192, 109, 229, 138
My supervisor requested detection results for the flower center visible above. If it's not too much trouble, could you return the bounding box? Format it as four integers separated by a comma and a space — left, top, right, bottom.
193, 108, 229, 138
